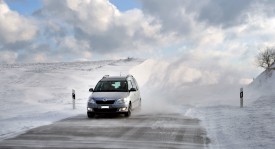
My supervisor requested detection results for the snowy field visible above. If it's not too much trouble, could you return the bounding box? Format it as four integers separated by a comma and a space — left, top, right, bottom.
0, 58, 143, 140
187, 66, 275, 149
0, 59, 274, 149
187, 95, 275, 149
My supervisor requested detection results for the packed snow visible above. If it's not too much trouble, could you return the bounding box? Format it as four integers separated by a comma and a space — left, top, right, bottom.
0, 58, 143, 140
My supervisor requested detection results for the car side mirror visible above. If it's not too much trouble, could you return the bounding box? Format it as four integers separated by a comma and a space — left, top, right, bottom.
89, 88, 93, 92
129, 88, 136, 92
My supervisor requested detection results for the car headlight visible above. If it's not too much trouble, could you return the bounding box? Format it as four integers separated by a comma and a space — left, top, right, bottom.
116, 98, 128, 104
88, 98, 96, 104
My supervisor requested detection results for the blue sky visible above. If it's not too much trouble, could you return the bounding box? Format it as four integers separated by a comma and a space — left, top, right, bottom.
5, 0, 42, 15
110, 0, 141, 11
5, 0, 140, 15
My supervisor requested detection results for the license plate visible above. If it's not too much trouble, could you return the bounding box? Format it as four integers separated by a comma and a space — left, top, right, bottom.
101, 106, 109, 109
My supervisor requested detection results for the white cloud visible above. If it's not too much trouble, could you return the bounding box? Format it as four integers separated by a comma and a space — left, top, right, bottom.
34, 53, 47, 63
59, 36, 90, 52
64, 0, 120, 33
35, 0, 168, 56
0, 51, 18, 64
0, 1, 37, 44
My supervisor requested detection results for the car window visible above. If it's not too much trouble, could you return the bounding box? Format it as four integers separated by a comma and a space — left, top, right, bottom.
94, 81, 128, 92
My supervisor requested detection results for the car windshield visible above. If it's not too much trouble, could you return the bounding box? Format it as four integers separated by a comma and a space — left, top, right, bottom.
94, 81, 128, 92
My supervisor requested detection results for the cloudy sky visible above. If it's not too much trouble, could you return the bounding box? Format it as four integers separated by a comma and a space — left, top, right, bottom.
1, 0, 275, 80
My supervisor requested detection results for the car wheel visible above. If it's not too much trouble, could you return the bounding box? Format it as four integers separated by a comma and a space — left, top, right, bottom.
87, 112, 95, 118
125, 103, 132, 117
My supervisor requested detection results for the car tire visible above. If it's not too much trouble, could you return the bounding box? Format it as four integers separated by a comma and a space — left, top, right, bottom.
87, 112, 95, 118
125, 103, 132, 117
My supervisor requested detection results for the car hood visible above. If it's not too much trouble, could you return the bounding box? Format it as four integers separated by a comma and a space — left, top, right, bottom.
90, 92, 129, 100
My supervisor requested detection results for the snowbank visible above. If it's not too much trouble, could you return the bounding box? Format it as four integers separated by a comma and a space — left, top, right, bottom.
186, 67, 275, 149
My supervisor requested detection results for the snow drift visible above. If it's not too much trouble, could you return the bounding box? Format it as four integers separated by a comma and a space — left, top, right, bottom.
130, 58, 251, 110
187, 63, 275, 149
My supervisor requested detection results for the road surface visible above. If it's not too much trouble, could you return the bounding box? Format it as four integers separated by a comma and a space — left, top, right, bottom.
0, 113, 210, 149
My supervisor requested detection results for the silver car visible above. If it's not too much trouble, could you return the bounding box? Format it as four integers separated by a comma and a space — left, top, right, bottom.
87, 75, 141, 118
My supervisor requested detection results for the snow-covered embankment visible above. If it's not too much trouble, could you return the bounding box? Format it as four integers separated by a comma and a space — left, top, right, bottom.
187, 64, 275, 149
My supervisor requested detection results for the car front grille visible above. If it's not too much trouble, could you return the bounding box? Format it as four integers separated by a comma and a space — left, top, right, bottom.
93, 108, 118, 113
96, 100, 115, 104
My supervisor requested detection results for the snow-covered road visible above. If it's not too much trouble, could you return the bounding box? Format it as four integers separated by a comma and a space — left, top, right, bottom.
0, 113, 210, 149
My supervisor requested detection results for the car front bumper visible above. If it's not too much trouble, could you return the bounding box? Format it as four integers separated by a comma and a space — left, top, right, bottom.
87, 103, 128, 114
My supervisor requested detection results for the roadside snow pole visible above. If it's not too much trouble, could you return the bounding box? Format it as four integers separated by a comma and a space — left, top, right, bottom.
240, 88, 243, 108
72, 89, 76, 109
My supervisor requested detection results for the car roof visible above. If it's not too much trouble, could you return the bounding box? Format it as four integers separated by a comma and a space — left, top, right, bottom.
100, 76, 129, 81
